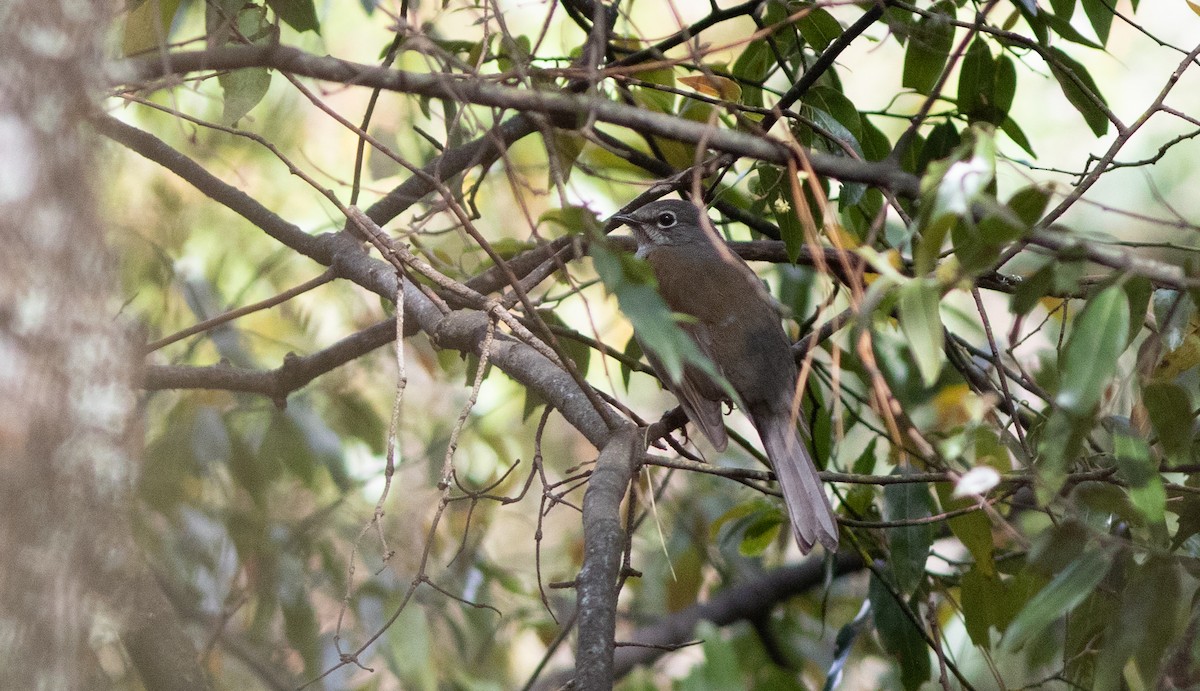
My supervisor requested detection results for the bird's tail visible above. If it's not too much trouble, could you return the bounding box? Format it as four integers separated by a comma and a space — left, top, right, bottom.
755, 413, 839, 553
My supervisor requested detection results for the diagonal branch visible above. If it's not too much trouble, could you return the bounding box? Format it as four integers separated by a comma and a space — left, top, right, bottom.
115, 44, 920, 196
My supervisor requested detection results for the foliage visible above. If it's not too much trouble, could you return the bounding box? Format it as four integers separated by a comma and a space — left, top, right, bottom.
95, 0, 1200, 689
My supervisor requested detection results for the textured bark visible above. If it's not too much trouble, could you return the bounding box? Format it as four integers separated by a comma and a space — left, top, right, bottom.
0, 2, 209, 689
574, 426, 643, 689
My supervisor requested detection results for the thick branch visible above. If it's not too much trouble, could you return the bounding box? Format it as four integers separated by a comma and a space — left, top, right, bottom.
537, 551, 865, 689
101, 116, 615, 445
612, 551, 865, 678
115, 45, 920, 196
574, 425, 643, 689
144, 319, 397, 400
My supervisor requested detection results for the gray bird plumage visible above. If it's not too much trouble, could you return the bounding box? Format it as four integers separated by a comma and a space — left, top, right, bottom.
612, 199, 838, 553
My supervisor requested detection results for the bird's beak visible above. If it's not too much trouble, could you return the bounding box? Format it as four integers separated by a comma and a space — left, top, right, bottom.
609, 213, 637, 228
611, 213, 651, 244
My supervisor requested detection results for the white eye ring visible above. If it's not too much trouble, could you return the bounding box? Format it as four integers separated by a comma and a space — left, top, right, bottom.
656, 211, 677, 228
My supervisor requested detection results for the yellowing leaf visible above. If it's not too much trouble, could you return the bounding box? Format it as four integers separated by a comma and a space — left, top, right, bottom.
1040, 296, 1066, 319
862, 249, 902, 286
678, 74, 741, 101
1188, 0, 1200, 17
827, 223, 861, 250
931, 383, 978, 429
122, 0, 183, 56
1155, 331, 1200, 380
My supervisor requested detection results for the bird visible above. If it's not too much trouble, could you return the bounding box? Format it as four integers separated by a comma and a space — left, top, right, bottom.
611, 199, 839, 553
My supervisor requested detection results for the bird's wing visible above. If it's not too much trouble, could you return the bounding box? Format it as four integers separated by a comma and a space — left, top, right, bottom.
641, 323, 729, 451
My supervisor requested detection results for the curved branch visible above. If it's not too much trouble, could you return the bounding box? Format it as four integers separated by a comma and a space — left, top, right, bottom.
574, 425, 643, 688
537, 551, 866, 689
612, 551, 865, 678
144, 319, 397, 401
103, 116, 614, 446
115, 45, 920, 196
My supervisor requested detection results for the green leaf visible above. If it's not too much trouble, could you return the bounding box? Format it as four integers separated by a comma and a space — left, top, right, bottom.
227, 417, 281, 506
1073, 481, 1144, 531
620, 334, 643, 390
1042, 10, 1104, 48
860, 119, 892, 162
280, 582, 320, 674
755, 164, 809, 263
738, 513, 783, 557
954, 213, 1016, 274
1050, 0, 1076, 18
1143, 382, 1193, 465
1080, 0, 1114, 45
1004, 547, 1114, 651
680, 623, 742, 691
382, 606, 436, 688
805, 86, 862, 141
710, 499, 784, 556
993, 55, 1018, 117
590, 243, 720, 389
1094, 557, 1182, 689
935, 483, 995, 576
263, 410, 316, 487
497, 33, 532, 73
902, 5, 955, 95
869, 573, 932, 690
220, 66, 272, 125
960, 567, 1005, 646
957, 40, 995, 122
1007, 185, 1051, 228
797, 7, 843, 51
1012, 263, 1054, 316
870, 321, 929, 405
1063, 578, 1119, 688
122, 0, 185, 55
1035, 409, 1088, 499
733, 39, 773, 108
539, 205, 600, 236
1012, 260, 1083, 315
1171, 491, 1200, 550
1048, 48, 1109, 137
1027, 520, 1088, 576
546, 131, 585, 185
630, 64, 676, 114
760, 0, 801, 62
1112, 425, 1165, 524
536, 309, 591, 377
1123, 276, 1152, 346
206, 0, 249, 44
264, 0, 319, 33
999, 114, 1036, 157
918, 128, 996, 273
884, 471, 935, 596
897, 280, 945, 387
917, 119, 961, 174
1056, 286, 1130, 416
710, 500, 760, 540
214, 4, 274, 124
522, 386, 547, 421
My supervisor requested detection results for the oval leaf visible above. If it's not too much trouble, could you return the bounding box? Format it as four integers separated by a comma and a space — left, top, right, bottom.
1055, 286, 1130, 416
884, 471, 935, 596
1004, 547, 1113, 651
898, 280, 946, 387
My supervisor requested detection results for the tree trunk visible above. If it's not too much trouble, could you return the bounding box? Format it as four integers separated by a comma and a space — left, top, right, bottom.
0, 2, 210, 689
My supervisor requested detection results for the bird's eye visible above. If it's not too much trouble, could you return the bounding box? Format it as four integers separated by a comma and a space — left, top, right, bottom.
656, 211, 677, 228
